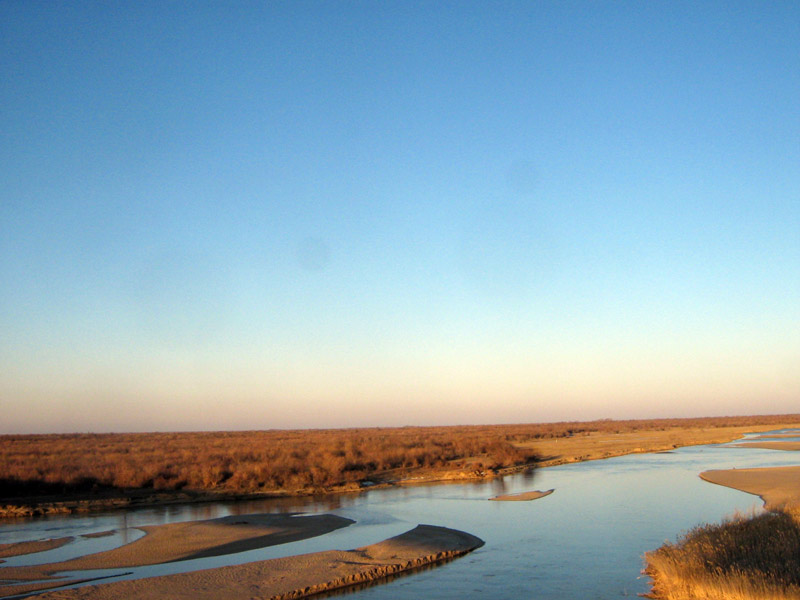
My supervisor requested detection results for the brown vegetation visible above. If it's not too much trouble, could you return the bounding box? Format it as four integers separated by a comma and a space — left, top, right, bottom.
2, 414, 798, 517
644, 509, 800, 600
0, 427, 535, 501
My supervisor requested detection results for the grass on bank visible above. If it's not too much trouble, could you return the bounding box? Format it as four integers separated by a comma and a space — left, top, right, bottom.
0, 426, 537, 499
1, 414, 798, 503
644, 506, 800, 600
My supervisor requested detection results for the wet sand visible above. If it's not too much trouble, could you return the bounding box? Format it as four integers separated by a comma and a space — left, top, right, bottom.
0, 514, 352, 591
0, 537, 74, 559
30, 525, 483, 600
80, 531, 115, 539
700, 466, 800, 511
0, 577, 104, 598
731, 441, 800, 451
490, 489, 554, 501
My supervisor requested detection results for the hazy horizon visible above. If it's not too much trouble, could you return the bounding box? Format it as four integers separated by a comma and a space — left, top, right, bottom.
2, 2, 798, 434
6, 411, 800, 437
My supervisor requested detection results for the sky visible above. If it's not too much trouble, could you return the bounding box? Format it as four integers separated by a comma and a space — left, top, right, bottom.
1, 1, 798, 434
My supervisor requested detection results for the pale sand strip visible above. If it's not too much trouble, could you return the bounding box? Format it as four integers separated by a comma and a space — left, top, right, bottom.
0, 514, 352, 588
731, 441, 800, 451
700, 466, 800, 511
31, 525, 483, 600
0, 538, 74, 559
490, 489, 554, 501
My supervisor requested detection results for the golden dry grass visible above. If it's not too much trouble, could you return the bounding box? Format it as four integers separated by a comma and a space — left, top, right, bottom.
644, 510, 800, 600
0, 427, 537, 500
2, 414, 798, 516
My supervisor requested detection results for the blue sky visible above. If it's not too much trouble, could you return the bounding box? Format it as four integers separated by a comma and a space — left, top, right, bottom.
1, 1, 798, 433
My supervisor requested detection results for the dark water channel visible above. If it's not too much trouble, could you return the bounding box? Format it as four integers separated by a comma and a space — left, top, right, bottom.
2, 431, 799, 598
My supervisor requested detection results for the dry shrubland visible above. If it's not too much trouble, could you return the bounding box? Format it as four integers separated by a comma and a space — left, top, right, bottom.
0, 427, 534, 499
644, 509, 800, 600
1, 414, 798, 502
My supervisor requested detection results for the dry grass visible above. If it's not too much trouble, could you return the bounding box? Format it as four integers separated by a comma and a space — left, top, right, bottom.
0, 427, 537, 500
1, 414, 798, 512
644, 510, 800, 600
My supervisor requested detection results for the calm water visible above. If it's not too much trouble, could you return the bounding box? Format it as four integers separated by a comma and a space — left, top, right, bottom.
2, 433, 799, 599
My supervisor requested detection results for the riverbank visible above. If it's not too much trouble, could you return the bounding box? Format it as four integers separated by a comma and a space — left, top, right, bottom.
523, 423, 800, 467
18, 525, 484, 600
4, 415, 799, 519
645, 431, 800, 599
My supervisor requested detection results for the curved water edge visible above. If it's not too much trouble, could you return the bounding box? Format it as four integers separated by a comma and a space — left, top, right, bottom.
1, 431, 799, 599
5, 526, 484, 600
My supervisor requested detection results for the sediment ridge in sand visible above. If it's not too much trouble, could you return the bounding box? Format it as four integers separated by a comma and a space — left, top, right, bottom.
27, 524, 483, 600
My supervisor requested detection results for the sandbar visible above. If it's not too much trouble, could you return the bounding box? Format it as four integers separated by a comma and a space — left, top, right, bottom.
0, 577, 109, 598
490, 489, 554, 501
80, 531, 115, 539
700, 466, 800, 511
0, 537, 73, 559
0, 513, 352, 590
731, 441, 800, 451
31, 524, 483, 600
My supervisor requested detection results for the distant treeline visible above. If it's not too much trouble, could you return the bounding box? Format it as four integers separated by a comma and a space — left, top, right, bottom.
1, 414, 798, 499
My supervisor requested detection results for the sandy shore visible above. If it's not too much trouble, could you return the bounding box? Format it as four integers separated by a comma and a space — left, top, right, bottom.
700, 466, 800, 511
0, 538, 74, 560
731, 441, 800, 451
0, 577, 106, 598
490, 489, 554, 501
0, 513, 352, 591
700, 433, 800, 511
517, 424, 800, 468
28, 525, 483, 600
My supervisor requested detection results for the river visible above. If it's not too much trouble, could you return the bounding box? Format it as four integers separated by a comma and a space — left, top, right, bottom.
2, 431, 799, 598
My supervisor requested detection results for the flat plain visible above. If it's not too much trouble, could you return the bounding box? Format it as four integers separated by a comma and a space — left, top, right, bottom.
3, 414, 800, 518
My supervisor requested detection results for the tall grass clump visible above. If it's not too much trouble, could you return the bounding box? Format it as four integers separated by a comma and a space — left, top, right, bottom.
644, 510, 800, 600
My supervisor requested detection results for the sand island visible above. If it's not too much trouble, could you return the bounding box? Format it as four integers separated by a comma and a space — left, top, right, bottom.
490, 489, 554, 501
10, 525, 483, 600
